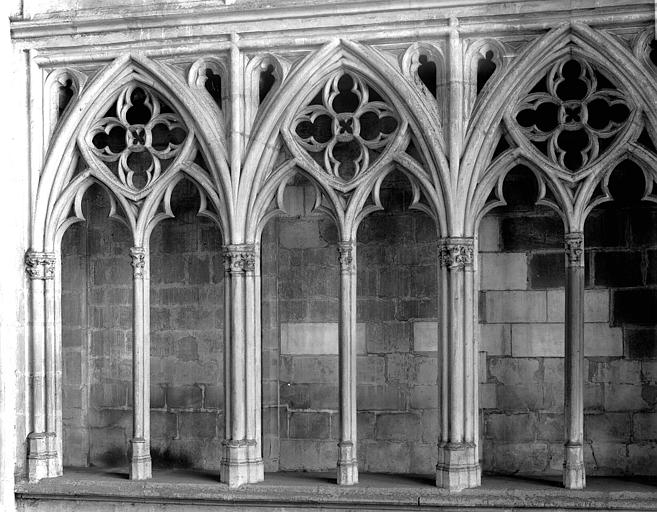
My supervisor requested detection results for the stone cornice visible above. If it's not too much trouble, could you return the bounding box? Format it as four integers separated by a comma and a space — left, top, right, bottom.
10, 0, 653, 56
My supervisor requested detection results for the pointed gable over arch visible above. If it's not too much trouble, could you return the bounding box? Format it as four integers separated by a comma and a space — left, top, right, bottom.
33, 53, 232, 251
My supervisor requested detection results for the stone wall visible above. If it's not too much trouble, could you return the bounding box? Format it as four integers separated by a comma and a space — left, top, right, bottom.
270, 176, 439, 473
479, 198, 657, 476
61, 182, 224, 470
60, 175, 657, 476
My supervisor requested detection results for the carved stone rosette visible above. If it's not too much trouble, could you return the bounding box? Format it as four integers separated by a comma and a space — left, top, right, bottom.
337, 241, 354, 272
129, 247, 146, 278
25, 251, 56, 280
439, 238, 474, 270
223, 244, 256, 274
565, 233, 585, 268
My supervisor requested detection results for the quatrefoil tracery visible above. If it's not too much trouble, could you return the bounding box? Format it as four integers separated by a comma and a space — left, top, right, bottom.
87, 85, 188, 192
292, 73, 399, 182
515, 58, 631, 173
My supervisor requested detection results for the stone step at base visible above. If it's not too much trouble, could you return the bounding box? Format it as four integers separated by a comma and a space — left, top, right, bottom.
15, 469, 657, 511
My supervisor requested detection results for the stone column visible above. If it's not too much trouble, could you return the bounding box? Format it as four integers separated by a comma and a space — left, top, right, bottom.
563, 232, 586, 489
129, 247, 151, 480
337, 240, 358, 485
221, 244, 263, 487
436, 238, 481, 491
244, 244, 264, 482
25, 251, 58, 481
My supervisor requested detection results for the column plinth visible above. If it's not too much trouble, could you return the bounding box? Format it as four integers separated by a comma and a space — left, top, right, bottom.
436, 442, 480, 491
337, 441, 358, 485
220, 440, 251, 488
27, 432, 55, 482
129, 438, 152, 480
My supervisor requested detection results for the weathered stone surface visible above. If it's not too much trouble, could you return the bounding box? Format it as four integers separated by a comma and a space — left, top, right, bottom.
166, 386, 203, 409
546, 289, 610, 323
624, 327, 657, 358
484, 291, 546, 323
479, 323, 511, 356
501, 216, 564, 251
585, 413, 631, 442
288, 412, 330, 439
613, 289, 657, 326
478, 215, 500, 252
368, 322, 411, 353
485, 413, 535, 442
376, 413, 420, 441
528, 253, 565, 289
511, 323, 563, 357
480, 253, 527, 290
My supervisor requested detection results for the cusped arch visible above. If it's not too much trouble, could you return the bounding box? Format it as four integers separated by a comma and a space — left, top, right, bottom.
575, 143, 657, 230
34, 53, 232, 252
461, 23, 657, 235
241, 39, 451, 241
470, 149, 570, 237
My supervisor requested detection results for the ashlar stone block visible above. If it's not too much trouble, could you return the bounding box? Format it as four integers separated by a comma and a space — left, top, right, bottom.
484, 291, 546, 323
511, 323, 563, 357
281, 322, 366, 355
412, 321, 438, 352
479, 323, 511, 356
480, 252, 528, 290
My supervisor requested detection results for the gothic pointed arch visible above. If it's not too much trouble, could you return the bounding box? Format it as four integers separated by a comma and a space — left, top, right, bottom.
34, 53, 232, 251
462, 23, 657, 235
241, 39, 450, 241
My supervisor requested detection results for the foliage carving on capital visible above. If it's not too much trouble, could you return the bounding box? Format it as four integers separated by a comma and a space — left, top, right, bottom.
565, 233, 585, 267
25, 251, 56, 280
514, 57, 632, 173
130, 247, 146, 278
223, 244, 256, 274
85, 85, 188, 192
338, 241, 354, 271
291, 72, 399, 183
439, 238, 474, 270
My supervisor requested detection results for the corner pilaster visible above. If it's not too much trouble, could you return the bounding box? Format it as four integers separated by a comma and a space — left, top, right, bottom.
25, 251, 59, 482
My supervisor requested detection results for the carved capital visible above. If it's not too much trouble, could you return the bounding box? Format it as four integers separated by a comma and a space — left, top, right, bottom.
25, 251, 56, 280
337, 241, 354, 271
439, 238, 474, 270
130, 247, 146, 278
565, 233, 584, 268
223, 244, 256, 274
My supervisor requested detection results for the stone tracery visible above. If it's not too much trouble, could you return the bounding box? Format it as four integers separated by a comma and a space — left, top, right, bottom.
9, 7, 657, 506
515, 58, 631, 172
86, 85, 187, 191
293, 72, 399, 182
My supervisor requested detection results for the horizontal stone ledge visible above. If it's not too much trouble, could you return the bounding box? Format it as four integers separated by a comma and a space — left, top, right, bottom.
15, 469, 657, 511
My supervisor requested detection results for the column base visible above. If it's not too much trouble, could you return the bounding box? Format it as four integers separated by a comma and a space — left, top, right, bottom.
47, 433, 62, 477
129, 438, 152, 480
436, 442, 481, 491
563, 443, 586, 489
247, 440, 265, 482
27, 432, 58, 482
337, 441, 358, 485
221, 440, 264, 487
